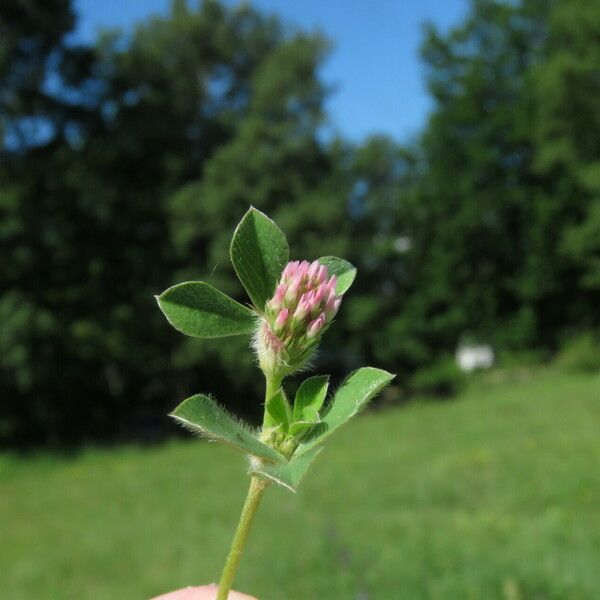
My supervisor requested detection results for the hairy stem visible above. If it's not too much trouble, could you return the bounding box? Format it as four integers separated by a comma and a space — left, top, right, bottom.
265, 374, 282, 404
262, 373, 282, 427
217, 372, 280, 599
216, 475, 268, 600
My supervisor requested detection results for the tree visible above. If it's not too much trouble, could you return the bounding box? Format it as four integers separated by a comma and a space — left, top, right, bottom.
386, 0, 560, 371
4, 0, 599, 445
534, 0, 600, 329
0, 0, 97, 444
0, 0, 77, 141
0, 0, 339, 445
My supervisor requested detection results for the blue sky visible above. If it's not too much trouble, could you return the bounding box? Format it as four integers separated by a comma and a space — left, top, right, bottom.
74, 0, 468, 142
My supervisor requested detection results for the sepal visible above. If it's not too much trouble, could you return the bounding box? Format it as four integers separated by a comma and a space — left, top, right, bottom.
250, 446, 323, 492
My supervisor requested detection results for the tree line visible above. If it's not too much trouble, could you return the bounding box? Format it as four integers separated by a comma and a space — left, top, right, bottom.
1, 0, 598, 446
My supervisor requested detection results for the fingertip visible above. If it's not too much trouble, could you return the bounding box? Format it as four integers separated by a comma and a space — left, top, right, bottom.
150, 584, 258, 600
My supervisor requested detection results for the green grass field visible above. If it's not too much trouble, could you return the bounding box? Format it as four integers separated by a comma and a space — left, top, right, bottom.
2, 368, 599, 599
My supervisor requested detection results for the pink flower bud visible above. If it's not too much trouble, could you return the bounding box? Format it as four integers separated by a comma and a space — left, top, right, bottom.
327, 275, 337, 294
297, 261, 309, 280
269, 284, 287, 311
293, 292, 310, 321
307, 314, 326, 338
275, 308, 289, 331
285, 279, 300, 303
312, 285, 325, 305
317, 264, 328, 283
325, 296, 341, 318
282, 261, 299, 280
308, 260, 320, 280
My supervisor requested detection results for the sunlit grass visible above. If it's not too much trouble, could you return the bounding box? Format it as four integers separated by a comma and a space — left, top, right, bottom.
2, 368, 599, 599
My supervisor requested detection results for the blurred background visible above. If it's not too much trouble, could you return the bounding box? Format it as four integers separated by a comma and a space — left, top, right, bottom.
1, 0, 599, 598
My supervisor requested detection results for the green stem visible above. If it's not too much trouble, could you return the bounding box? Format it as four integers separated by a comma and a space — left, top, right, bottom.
216, 475, 268, 600
262, 373, 282, 427
266, 374, 281, 402
217, 372, 281, 599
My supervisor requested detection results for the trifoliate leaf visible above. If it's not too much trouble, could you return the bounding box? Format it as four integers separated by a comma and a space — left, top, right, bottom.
295, 367, 394, 456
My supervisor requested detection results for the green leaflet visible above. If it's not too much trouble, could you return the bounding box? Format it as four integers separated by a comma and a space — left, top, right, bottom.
170, 394, 284, 463
289, 375, 329, 436
157, 281, 256, 338
318, 256, 357, 295
264, 388, 292, 432
230, 207, 289, 311
251, 446, 323, 492
295, 367, 394, 456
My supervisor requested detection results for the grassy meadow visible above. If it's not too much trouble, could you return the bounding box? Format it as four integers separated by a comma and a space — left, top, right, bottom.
2, 367, 599, 599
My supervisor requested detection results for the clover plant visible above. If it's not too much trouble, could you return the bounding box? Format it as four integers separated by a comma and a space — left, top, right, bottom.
157, 208, 394, 599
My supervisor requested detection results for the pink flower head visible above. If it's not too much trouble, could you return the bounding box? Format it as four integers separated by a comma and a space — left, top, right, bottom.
257, 259, 345, 375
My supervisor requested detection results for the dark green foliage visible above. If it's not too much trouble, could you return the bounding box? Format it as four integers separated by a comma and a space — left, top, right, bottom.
0, 0, 332, 445
409, 357, 465, 397
401, 0, 554, 355
534, 0, 600, 316
556, 332, 600, 373
362, 0, 600, 384
2, 0, 599, 445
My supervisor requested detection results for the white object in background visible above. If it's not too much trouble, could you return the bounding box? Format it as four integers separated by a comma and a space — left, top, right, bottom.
393, 236, 412, 253
456, 344, 495, 372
